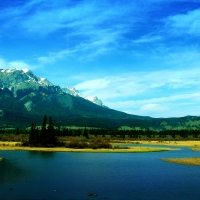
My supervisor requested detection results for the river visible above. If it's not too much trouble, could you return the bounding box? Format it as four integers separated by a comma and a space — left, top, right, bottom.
0, 145, 200, 200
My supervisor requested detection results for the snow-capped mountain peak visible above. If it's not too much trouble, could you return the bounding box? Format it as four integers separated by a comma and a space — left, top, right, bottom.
0, 68, 53, 87
62, 87, 106, 107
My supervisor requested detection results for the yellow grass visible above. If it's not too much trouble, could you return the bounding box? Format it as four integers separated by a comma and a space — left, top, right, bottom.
0, 142, 173, 153
162, 157, 200, 166
119, 140, 200, 148
0, 157, 2, 161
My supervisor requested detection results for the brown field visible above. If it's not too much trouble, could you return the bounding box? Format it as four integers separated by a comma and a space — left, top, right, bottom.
162, 157, 200, 166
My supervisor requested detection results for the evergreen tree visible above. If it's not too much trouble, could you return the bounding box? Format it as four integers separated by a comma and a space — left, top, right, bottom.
15, 127, 19, 135
47, 116, 57, 146
40, 115, 47, 146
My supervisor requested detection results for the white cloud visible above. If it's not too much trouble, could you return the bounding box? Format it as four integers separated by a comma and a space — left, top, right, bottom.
0, 58, 7, 68
140, 103, 166, 112
8, 61, 32, 69
75, 79, 110, 90
0, 58, 36, 70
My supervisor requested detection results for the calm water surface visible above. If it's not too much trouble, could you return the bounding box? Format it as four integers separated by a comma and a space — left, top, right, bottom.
0, 145, 200, 200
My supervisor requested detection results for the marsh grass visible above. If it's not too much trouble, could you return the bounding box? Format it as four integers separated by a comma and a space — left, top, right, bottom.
162, 157, 200, 166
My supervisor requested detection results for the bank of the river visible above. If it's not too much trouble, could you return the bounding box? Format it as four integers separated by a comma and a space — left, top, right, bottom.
0, 141, 174, 152
0, 157, 2, 161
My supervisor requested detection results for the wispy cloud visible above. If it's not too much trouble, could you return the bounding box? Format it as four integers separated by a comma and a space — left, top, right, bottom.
0, 0, 142, 60
165, 9, 200, 35
38, 49, 76, 64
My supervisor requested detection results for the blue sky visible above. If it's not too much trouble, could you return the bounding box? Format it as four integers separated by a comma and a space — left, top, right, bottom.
1, 0, 200, 118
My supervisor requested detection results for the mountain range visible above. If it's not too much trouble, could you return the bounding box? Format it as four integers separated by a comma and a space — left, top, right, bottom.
1, 68, 200, 130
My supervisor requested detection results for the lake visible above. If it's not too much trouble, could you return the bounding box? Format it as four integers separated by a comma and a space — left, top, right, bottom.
0, 145, 200, 200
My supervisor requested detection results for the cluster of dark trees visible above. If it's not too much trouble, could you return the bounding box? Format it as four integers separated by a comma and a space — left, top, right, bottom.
57, 128, 200, 139
28, 115, 57, 147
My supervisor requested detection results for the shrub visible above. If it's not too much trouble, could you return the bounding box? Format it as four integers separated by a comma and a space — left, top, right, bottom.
89, 137, 112, 149
68, 138, 78, 148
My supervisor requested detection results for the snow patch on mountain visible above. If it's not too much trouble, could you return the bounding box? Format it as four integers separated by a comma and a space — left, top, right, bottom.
0, 68, 29, 73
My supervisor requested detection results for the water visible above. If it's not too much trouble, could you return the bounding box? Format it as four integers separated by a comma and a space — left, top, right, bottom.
0, 146, 200, 200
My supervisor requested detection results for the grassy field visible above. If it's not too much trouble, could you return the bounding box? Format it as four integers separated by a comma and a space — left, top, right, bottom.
162, 157, 200, 166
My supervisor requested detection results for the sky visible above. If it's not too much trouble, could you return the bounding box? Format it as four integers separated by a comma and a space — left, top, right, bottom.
0, 0, 200, 118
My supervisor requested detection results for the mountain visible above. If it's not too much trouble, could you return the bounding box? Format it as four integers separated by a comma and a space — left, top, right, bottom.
1, 68, 200, 130
0, 68, 144, 128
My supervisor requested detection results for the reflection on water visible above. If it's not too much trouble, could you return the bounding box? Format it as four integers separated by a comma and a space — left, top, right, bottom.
28, 150, 55, 159
0, 158, 28, 184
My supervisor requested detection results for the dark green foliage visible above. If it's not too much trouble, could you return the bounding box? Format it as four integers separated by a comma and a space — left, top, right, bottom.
28, 115, 58, 147
56, 128, 200, 140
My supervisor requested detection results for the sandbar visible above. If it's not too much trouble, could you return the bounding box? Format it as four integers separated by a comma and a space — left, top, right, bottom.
162, 157, 200, 166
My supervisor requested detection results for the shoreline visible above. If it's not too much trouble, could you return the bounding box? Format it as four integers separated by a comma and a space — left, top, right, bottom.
0, 141, 175, 153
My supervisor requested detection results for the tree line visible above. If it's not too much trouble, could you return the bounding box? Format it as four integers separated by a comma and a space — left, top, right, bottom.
1, 116, 200, 144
